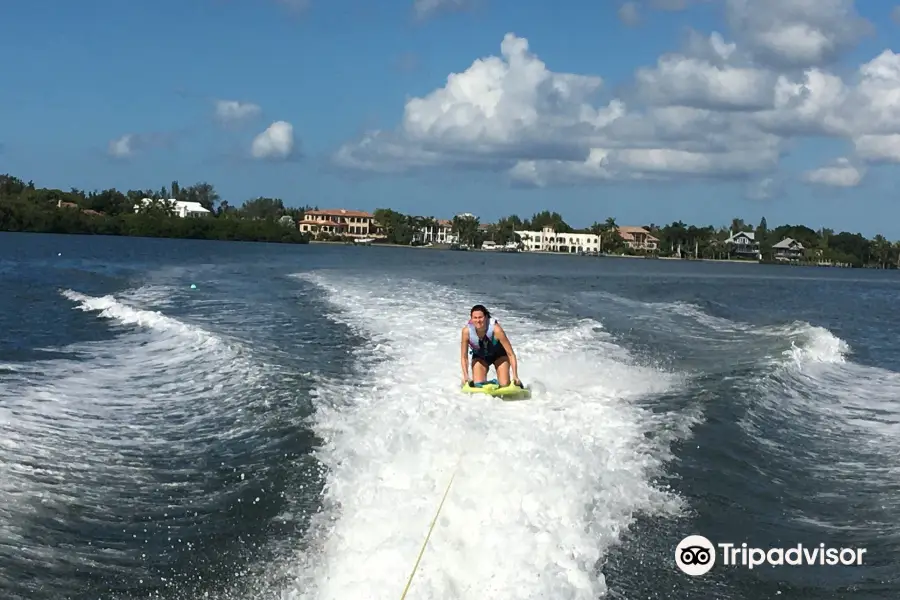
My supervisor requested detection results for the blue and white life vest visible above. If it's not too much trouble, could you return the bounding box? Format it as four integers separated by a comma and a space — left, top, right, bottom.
467, 317, 498, 355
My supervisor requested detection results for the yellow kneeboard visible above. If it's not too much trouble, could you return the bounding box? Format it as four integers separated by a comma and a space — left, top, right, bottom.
461, 379, 531, 401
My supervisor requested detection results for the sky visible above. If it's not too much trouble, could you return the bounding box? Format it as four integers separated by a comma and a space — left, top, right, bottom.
2, 0, 900, 237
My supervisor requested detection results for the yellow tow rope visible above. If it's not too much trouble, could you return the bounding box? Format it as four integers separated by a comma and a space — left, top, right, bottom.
398, 461, 460, 599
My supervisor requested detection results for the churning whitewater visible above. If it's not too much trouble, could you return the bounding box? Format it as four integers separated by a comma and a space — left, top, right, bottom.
288, 271, 701, 600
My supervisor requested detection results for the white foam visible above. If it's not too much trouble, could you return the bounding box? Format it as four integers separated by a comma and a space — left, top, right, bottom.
116, 283, 180, 309
61, 288, 220, 345
283, 271, 697, 600
779, 322, 850, 367
738, 318, 900, 526
0, 289, 264, 575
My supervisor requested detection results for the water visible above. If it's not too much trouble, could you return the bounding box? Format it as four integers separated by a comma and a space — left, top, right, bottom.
1, 232, 898, 599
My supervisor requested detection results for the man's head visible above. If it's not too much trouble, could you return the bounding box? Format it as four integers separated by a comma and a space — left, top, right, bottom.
470, 304, 490, 328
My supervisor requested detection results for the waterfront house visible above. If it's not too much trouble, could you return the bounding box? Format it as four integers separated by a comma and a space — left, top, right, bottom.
135, 198, 210, 217
419, 219, 457, 244
57, 199, 105, 217
617, 226, 659, 251
724, 231, 760, 259
514, 226, 601, 253
772, 237, 805, 261
297, 208, 380, 239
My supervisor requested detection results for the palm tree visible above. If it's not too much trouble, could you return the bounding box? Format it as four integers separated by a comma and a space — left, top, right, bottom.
871, 234, 891, 268
602, 217, 622, 253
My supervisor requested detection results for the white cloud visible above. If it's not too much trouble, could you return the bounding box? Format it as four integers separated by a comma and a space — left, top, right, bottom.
215, 100, 261, 123
333, 0, 887, 188
853, 134, 900, 163
108, 134, 134, 158
633, 33, 777, 111
751, 49, 900, 140
332, 32, 780, 184
803, 157, 864, 186
251, 121, 295, 160
724, 0, 871, 68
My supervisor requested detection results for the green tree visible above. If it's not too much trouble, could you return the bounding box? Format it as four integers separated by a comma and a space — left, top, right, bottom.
0, 173, 310, 245
451, 214, 480, 246
373, 208, 415, 244
523, 210, 570, 232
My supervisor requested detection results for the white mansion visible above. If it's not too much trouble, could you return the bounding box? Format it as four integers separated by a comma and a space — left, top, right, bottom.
514, 225, 660, 253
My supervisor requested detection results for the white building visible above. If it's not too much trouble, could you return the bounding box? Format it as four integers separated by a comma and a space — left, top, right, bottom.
724, 230, 760, 259
514, 226, 601, 253
418, 219, 457, 244
135, 198, 211, 218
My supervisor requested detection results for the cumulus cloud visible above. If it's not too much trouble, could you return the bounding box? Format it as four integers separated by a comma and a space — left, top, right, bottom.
215, 99, 261, 123
332, 32, 779, 184
724, 0, 871, 69
854, 134, 900, 163
633, 33, 777, 111
251, 121, 295, 160
333, 0, 884, 188
802, 157, 864, 186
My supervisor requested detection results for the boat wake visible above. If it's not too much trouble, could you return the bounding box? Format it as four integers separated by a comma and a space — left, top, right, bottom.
269, 271, 700, 600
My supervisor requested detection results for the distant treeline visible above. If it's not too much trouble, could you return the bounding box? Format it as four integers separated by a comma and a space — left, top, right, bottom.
0, 174, 311, 244
1, 173, 895, 267
375, 208, 896, 269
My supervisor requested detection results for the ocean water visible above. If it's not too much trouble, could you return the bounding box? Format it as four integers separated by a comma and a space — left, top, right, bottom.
1, 231, 898, 600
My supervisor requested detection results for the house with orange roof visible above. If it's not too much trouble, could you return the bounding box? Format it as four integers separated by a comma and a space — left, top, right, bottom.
57, 198, 106, 217
617, 226, 659, 251
297, 208, 382, 239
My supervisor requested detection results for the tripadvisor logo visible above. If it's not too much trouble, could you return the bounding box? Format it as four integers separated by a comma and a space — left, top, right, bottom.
676, 535, 717, 576
675, 535, 867, 576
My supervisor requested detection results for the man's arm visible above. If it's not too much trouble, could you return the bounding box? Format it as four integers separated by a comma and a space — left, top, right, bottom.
494, 324, 519, 381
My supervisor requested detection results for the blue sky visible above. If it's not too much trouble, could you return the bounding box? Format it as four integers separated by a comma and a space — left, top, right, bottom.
2, 0, 899, 237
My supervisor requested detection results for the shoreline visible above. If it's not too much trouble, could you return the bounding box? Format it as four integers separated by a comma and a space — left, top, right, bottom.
310, 240, 853, 267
